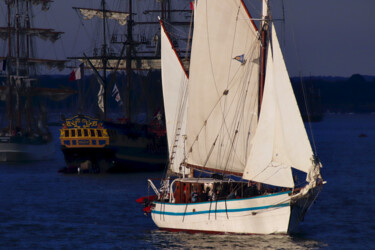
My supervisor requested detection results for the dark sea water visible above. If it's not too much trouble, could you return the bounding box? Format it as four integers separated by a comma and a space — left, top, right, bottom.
0, 114, 374, 249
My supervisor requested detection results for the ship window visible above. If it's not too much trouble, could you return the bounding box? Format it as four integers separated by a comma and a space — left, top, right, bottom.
84, 129, 88, 137
64, 130, 69, 137
71, 130, 76, 137
77, 129, 82, 137
90, 129, 95, 137
97, 130, 102, 137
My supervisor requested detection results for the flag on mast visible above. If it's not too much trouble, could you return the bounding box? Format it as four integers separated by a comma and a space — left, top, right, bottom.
69, 63, 83, 81
98, 85, 104, 112
112, 83, 123, 106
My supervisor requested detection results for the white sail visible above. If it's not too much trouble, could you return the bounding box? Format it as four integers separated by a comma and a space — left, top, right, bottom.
75, 8, 129, 26
160, 20, 189, 175
185, 0, 260, 174
271, 22, 315, 174
243, 23, 315, 187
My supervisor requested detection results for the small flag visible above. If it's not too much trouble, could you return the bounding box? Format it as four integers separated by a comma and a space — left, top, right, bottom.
69, 63, 83, 81
112, 83, 123, 106
190, 1, 194, 10
98, 84, 104, 112
233, 54, 246, 64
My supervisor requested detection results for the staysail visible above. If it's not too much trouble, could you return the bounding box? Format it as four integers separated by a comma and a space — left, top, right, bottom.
185, 0, 260, 174
243, 23, 314, 187
160, 19, 189, 175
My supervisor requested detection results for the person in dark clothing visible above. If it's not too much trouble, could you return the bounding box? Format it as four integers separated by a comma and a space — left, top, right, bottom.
200, 189, 208, 201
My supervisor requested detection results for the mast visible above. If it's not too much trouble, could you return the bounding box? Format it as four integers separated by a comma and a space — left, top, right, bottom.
26, 0, 30, 60
15, 0, 22, 128
6, 0, 13, 133
259, 0, 269, 115
7, 1, 11, 57
102, 0, 108, 120
125, 0, 133, 122
68, 1, 191, 122
1, 0, 67, 133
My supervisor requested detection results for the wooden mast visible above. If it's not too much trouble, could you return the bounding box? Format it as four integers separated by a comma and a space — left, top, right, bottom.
7, 0, 13, 133
25, 0, 32, 132
102, 0, 108, 120
125, 0, 133, 122
258, 1, 269, 116
15, 0, 22, 129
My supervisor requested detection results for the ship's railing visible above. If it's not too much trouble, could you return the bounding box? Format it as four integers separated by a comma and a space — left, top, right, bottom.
59, 128, 109, 148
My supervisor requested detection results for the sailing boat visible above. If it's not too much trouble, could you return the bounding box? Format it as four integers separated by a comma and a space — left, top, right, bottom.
59, 0, 191, 173
142, 0, 325, 234
0, 0, 71, 161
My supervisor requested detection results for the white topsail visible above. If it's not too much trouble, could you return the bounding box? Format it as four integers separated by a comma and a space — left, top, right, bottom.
160, 20, 189, 175
243, 23, 314, 187
186, 0, 260, 174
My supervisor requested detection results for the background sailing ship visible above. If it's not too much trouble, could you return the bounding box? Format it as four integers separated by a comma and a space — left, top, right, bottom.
142, 0, 325, 234
59, 0, 192, 173
0, 0, 73, 161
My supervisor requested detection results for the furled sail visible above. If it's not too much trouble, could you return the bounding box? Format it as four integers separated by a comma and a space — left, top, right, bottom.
74, 7, 129, 26
7, 0, 52, 11
0, 28, 63, 42
160, 19, 189, 175
77, 58, 162, 70
27, 58, 66, 71
185, 0, 260, 174
243, 23, 315, 187
0, 57, 66, 71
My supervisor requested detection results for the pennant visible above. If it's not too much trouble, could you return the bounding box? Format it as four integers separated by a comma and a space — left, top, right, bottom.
190, 1, 194, 10
98, 84, 104, 112
112, 83, 123, 106
69, 63, 83, 81
233, 54, 246, 64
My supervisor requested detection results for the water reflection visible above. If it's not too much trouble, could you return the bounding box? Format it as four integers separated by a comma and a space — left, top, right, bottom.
146, 230, 327, 249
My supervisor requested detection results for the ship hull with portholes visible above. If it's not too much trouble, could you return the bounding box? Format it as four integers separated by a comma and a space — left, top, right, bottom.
59, 114, 168, 173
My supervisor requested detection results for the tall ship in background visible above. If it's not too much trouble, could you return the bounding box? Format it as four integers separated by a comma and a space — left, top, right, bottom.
0, 0, 73, 161
59, 0, 192, 173
141, 0, 325, 234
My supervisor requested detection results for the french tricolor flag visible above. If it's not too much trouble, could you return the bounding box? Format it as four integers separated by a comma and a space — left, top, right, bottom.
69, 63, 83, 81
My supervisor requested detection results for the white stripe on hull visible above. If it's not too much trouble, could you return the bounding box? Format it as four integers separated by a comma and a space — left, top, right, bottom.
152, 192, 292, 234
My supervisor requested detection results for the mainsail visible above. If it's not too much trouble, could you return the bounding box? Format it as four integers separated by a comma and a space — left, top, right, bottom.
185, 0, 260, 174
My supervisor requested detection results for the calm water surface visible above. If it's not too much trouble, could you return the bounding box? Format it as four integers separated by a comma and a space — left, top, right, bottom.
0, 114, 374, 249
